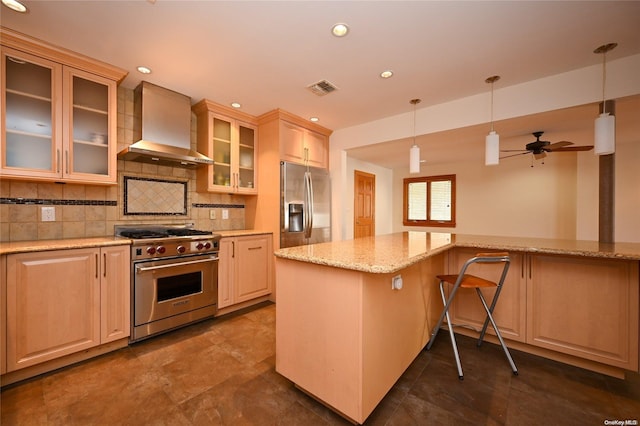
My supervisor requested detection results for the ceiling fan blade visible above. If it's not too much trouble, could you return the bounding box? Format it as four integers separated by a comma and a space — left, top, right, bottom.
546, 141, 573, 150
534, 152, 547, 160
500, 152, 531, 159
552, 146, 594, 152
500, 149, 530, 152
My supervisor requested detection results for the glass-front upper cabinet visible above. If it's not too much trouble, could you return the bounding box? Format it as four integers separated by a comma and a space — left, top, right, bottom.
194, 99, 258, 194
66, 67, 115, 180
2, 48, 62, 177
1, 40, 120, 184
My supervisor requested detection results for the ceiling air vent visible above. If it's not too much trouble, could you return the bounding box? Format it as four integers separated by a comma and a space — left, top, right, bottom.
307, 80, 338, 96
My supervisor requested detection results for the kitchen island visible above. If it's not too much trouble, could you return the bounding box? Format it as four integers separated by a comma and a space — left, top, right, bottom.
274, 232, 640, 424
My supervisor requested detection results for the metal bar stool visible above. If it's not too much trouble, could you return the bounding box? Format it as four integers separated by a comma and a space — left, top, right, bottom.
426, 252, 518, 380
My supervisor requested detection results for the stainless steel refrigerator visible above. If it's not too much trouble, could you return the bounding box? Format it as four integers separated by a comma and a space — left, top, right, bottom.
280, 161, 331, 248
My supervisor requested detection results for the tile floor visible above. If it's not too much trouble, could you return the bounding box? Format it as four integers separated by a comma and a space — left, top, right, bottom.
1, 302, 639, 425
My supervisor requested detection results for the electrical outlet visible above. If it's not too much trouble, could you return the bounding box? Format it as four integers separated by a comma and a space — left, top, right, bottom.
42, 206, 55, 222
222, 209, 229, 220
209, 209, 216, 220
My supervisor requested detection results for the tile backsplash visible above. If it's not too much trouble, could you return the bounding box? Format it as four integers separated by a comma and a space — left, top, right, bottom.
0, 87, 245, 242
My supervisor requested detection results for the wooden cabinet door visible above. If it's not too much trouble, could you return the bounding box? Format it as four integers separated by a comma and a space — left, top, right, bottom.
234, 235, 272, 303
217, 238, 235, 309
1, 255, 6, 375
194, 104, 258, 194
63, 67, 117, 184
1, 47, 63, 180
100, 245, 130, 343
304, 129, 328, 169
447, 247, 527, 342
527, 254, 639, 370
280, 121, 328, 169
6, 248, 101, 371
280, 120, 306, 164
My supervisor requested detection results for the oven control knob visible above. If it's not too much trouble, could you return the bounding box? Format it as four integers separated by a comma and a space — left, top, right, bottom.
177, 245, 186, 254
146, 246, 156, 255
196, 242, 204, 250
156, 246, 166, 255
204, 242, 212, 249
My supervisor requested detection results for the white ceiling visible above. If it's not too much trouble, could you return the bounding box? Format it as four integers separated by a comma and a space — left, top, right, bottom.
3, 1, 640, 168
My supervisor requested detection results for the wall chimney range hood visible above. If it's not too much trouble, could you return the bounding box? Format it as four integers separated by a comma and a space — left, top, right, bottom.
117, 81, 213, 168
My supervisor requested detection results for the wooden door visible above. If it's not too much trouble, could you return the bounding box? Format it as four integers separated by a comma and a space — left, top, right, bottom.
6, 248, 101, 371
354, 170, 375, 238
100, 245, 130, 343
447, 247, 526, 342
527, 254, 638, 369
235, 235, 272, 303
218, 238, 234, 308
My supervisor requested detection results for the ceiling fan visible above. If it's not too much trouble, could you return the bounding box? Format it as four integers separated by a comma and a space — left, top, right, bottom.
501, 131, 594, 160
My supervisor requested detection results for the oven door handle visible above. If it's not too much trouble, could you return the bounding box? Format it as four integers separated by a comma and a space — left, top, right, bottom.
135, 256, 218, 274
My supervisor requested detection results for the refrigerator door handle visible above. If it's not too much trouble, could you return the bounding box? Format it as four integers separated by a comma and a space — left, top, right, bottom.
307, 172, 314, 236
303, 171, 313, 238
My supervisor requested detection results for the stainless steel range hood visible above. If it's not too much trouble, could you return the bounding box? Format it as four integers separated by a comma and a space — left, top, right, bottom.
117, 81, 213, 168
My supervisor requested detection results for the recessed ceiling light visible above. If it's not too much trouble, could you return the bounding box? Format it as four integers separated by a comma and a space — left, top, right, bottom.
137, 66, 152, 74
331, 23, 349, 37
310, 117, 319, 122
231, 102, 241, 108
380, 70, 394, 79
2, 0, 27, 12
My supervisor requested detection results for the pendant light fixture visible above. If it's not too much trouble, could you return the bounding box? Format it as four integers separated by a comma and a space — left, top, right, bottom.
484, 75, 501, 166
593, 43, 617, 155
409, 98, 421, 173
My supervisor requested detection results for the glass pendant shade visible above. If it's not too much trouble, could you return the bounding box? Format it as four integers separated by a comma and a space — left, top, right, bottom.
410, 144, 420, 173
594, 112, 615, 155
485, 131, 500, 166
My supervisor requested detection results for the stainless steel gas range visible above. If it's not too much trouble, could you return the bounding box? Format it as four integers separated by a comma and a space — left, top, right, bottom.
116, 225, 222, 342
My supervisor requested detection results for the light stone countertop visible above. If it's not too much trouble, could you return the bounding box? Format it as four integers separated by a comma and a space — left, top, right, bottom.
274, 232, 640, 274
0, 231, 273, 255
0, 237, 132, 256
216, 230, 273, 238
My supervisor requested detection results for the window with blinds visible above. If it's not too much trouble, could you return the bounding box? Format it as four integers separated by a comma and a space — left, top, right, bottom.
403, 174, 456, 227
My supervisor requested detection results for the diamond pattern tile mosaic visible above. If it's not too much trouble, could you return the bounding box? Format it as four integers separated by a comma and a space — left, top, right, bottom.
125, 177, 186, 215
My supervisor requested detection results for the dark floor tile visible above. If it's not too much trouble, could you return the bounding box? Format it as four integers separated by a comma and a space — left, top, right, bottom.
2, 303, 637, 426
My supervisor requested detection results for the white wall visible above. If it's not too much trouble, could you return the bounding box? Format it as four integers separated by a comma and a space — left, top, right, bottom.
329, 54, 640, 243
392, 154, 581, 239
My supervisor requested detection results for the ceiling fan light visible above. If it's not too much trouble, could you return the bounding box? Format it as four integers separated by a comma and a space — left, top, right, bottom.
594, 112, 615, 155
409, 144, 420, 173
485, 131, 500, 166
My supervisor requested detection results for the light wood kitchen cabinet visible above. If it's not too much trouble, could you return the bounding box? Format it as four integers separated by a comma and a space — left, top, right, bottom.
245, 109, 332, 251
4, 245, 130, 372
446, 247, 527, 342
527, 254, 638, 371
1, 255, 6, 375
193, 99, 258, 194
447, 248, 639, 372
280, 120, 328, 169
0, 28, 126, 184
218, 234, 273, 310
100, 245, 130, 343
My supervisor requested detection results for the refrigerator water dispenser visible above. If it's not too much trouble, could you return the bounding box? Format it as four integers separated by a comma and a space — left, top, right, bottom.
288, 203, 303, 232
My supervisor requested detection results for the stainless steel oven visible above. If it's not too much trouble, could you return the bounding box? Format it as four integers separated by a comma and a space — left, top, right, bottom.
116, 225, 221, 342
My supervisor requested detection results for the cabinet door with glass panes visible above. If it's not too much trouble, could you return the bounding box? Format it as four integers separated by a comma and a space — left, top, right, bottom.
200, 111, 257, 194
1, 47, 62, 180
1, 47, 117, 184
63, 67, 117, 183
